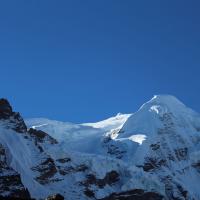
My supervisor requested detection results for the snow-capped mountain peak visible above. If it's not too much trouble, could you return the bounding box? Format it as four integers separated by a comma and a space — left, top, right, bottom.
1, 95, 200, 200
140, 95, 191, 116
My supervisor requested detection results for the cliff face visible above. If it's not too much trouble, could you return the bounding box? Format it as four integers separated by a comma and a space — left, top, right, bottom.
0, 99, 27, 133
0, 99, 30, 198
0, 143, 30, 199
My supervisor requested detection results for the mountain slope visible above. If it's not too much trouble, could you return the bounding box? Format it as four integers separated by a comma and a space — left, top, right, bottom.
1, 95, 200, 199
25, 114, 131, 155
118, 95, 200, 199
0, 98, 163, 199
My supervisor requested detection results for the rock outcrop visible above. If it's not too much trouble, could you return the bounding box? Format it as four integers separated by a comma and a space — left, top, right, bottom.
0, 143, 31, 199
100, 189, 163, 200
0, 99, 27, 133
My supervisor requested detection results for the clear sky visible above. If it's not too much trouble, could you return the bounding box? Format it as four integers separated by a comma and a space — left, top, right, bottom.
0, 1, 200, 123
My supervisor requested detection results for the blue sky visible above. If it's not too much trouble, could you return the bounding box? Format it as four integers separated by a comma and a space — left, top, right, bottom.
0, 1, 200, 123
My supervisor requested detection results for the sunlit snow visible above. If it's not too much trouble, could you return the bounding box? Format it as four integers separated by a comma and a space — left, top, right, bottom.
129, 134, 147, 145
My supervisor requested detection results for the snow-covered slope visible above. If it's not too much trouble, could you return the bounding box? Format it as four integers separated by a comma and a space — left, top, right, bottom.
25, 114, 131, 155
0, 98, 163, 200
83, 113, 131, 131
117, 95, 200, 199
1, 95, 200, 200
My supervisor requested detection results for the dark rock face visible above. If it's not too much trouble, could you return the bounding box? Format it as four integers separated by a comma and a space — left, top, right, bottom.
150, 143, 160, 151
27, 128, 58, 153
174, 148, 188, 161
10, 112, 27, 133
56, 157, 71, 163
100, 189, 163, 200
107, 144, 126, 159
163, 176, 189, 200
84, 189, 95, 198
83, 170, 119, 189
0, 98, 27, 133
0, 99, 13, 118
0, 144, 31, 199
0, 175, 31, 199
58, 163, 88, 176
46, 194, 64, 200
82, 171, 120, 198
102, 136, 127, 159
143, 157, 167, 172
28, 128, 58, 144
31, 158, 57, 185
